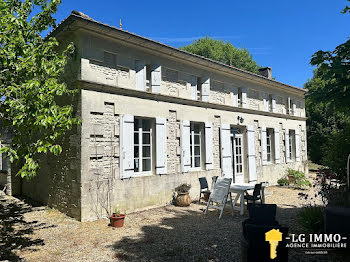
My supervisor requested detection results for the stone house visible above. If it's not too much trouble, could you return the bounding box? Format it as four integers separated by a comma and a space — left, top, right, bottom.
0, 11, 307, 221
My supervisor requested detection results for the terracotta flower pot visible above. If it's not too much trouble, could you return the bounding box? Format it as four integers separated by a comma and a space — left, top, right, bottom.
110, 214, 125, 228
288, 175, 295, 184
203, 192, 210, 201
176, 192, 191, 207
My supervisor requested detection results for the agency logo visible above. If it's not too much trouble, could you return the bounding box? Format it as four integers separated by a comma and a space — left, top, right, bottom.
265, 229, 283, 259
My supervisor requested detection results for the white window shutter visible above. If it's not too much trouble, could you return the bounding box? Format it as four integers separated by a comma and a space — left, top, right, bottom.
232, 87, 238, 107
242, 87, 247, 108
191, 76, 197, 100
293, 101, 297, 116
263, 94, 269, 112
156, 117, 167, 174
274, 128, 280, 163
201, 77, 210, 102
220, 124, 232, 178
120, 115, 134, 179
180, 120, 191, 172
261, 127, 267, 165
205, 122, 214, 170
272, 95, 276, 113
295, 130, 300, 161
135, 60, 146, 91
151, 65, 162, 94
285, 129, 290, 163
247, 125, 257, 183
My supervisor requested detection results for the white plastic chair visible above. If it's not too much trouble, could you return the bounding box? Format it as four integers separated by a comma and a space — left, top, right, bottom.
204, 177, 234, 219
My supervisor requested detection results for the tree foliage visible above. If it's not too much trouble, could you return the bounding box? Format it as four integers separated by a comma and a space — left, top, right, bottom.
306, 3, 350, 181
180, 37, 260, 74
0, 0, 79, 179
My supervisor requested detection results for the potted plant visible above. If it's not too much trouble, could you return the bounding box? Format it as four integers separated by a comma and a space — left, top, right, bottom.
110, 206, 126, 228
287, 169, 295, 184
175, 183, 191, 207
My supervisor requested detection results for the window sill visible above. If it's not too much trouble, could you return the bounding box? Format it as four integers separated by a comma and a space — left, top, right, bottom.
131, 172, 154, 178
189, 168, 205, 172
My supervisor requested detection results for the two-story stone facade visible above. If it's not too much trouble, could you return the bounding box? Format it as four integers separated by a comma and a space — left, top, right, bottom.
2, 11, 307, 221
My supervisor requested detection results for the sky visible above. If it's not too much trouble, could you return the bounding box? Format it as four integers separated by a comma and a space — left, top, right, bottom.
49, 0, 349, 88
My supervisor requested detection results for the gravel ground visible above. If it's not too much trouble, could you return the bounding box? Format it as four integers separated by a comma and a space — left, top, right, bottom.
0, 181, 349, 262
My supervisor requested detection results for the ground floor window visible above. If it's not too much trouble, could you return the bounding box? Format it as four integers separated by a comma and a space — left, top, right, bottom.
190, 122, 202, 168
289, 130, 295, 160
134, 118, 153, 172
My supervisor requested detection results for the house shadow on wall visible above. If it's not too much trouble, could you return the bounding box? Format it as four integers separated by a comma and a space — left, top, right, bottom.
0, 194, 55, 261
110, 205, 349, 262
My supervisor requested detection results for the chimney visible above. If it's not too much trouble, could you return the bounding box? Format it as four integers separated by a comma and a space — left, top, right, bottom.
258, 67, 272, 79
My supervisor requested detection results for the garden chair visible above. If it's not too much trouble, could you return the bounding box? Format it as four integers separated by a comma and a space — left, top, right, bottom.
198, 177, 211, 203
211, 176, 218, 189
244, 183, 262, 205
204, 177, 233, 219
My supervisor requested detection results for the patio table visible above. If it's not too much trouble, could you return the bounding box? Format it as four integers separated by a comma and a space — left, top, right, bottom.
229, 183, 266, 215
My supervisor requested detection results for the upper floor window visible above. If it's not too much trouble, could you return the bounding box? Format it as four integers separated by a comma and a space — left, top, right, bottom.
190, 122, 202, 169
134, 118, 153, 173
238, 87, 243, 107
268, 94, 273, 112
146, 64, 151, 91
196, 77, 202, 101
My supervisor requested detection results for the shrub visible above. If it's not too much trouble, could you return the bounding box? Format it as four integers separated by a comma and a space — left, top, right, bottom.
175, 184, 191, 194
277, 177, 289, 186
287, 169, 311, 188
298, 205, 324, 233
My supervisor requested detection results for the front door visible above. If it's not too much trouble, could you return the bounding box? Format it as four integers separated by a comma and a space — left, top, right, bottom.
232, 133, 244, 184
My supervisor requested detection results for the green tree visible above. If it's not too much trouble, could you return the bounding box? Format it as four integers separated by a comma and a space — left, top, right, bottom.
0, 0, 79, 179
180, 37, 260, 74
306, 2, 350, 181
309, 2, 350, 112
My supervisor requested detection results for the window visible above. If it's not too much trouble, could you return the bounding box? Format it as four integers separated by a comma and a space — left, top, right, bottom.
196, 77, 202, 100
286, 97, 293, 115
146, 64, 151, 91
289, 130, 294, 160
238, 87, 242, 107
268, 94, 273, 112
134, 118, 153, 173
190, 122, 202, 168
266, 128, 274, 163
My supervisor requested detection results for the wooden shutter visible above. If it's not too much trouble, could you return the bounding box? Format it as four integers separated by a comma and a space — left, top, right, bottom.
135, 60, 146, 91
293, 101, 297, 116
242, 87, 247, 108
156, 117, 167, 174
263, 94, 269, 111
261, 127, 267, 165
295, 130, 300, 161
285, 129, 290, 163
151, 65, 161, 94
205, 122, 214, 170
274, 128, 280, 164
120, 115, 134, 179
191, 76, 197, 100
272, 95, 276, 113
220, 124, 233, 178
201, 77, 210, 102
180, 120, 191, 172
232, 86, 238, 107
247, 125, 257, 183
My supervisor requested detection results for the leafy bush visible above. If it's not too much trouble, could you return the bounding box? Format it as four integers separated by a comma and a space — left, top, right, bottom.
277, 177, 289, 186
175, 184, 191, 194
287, 169, 311, 188
298, 205, 324, 233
